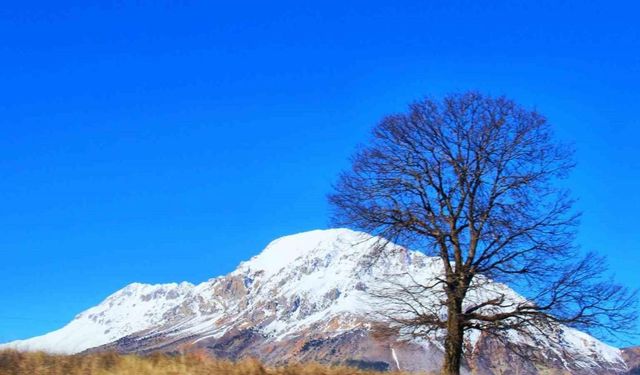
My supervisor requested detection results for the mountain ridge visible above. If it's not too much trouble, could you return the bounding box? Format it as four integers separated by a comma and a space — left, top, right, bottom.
0, 228, 632, 374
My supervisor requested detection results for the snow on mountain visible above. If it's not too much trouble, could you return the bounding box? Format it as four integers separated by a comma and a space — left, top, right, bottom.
2, 282, 194, 354
0, 229, 630, 374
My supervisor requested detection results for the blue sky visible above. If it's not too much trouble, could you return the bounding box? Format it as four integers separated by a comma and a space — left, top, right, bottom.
0, 1, 638, 346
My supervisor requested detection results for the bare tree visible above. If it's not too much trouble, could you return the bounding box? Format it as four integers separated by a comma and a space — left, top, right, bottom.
329, 92, 637, 375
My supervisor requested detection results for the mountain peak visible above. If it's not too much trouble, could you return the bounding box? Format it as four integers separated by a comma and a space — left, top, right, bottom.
237, 228, 374, 277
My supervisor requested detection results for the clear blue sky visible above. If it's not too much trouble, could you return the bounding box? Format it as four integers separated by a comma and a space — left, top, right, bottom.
1, 1, 638, 346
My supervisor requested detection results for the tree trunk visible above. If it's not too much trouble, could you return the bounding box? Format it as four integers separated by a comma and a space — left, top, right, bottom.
442, 298, 464, 375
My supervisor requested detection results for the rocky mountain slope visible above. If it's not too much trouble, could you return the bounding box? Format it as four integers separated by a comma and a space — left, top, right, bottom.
0, 229, 632, 374
623, 347, 640, 374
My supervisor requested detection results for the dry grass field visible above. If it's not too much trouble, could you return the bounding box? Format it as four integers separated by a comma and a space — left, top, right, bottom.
0, 350, 423, 375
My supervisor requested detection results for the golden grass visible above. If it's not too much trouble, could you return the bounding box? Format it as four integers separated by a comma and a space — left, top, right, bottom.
0, 350, 423, 375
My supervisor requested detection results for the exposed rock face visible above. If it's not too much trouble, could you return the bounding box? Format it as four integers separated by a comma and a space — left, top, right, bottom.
0, 229, 633, 374
622, 347, 640, 374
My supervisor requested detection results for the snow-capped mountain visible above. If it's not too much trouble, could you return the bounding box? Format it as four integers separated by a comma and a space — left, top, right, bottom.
0, 229, 631, 374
